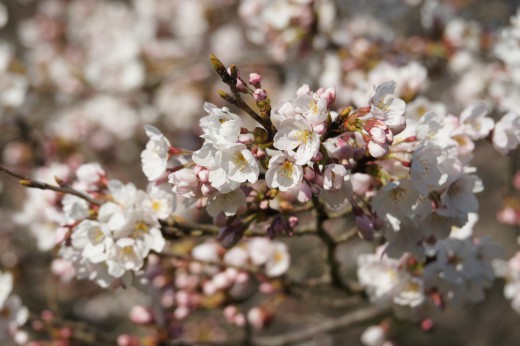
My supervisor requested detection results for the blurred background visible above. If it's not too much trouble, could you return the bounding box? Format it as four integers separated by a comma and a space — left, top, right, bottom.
1, 0, 520, 345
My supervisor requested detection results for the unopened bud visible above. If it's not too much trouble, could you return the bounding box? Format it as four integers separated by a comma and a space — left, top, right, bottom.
254, 88, 267, 102
210, 54, 231, 83
312, 151, 323, 162
288, 215, 298, 228
249, 73, 263, 85
130, 305, 153, 325
313, 123, 327, 135
218, 90, 236, 103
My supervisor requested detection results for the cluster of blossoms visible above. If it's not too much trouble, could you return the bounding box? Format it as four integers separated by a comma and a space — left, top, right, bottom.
0, 272, 29, 345
17, 162, 171, 288
133, 238, 289, 333
358, 234, 502, 321
2, 1, 520, 345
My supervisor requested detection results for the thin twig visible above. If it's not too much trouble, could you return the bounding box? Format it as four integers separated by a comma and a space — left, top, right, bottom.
0, 166, 102, 205
251, 305, 388, 346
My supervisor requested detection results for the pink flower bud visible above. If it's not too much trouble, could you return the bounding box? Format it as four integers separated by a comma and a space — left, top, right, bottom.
224, 305, 238, 323
193, 165, 204, 176
313, 123, 327, 135
249, 73, 263, 85
234, 313, 246, 327
59, 327, 72, 339
117, 334, 139, 346
225, 267, 238, 281
312, 151, 323, 162
197, 169, 210, 183
304, 167, 316, 181
247, 307, 271, 329
497, 207, 518, 225
254, 88, 267, 102
259, 200, 269, 209
295, 182, 312, 203
212, 272, 231, 290
174, 306, 190, 320
314, 173, 324, 187
288, 215, 298, 228
259, 282, 276, 294
370, 126, 387, 144
176, 291, 190, 306
321, 87, 336, 106
130, 305, 153, 325
421, 319, 434, 332
203, 281, 217, 296
41, 310, 54, 322
236, 272, 249, 283
236, 79, 247, 93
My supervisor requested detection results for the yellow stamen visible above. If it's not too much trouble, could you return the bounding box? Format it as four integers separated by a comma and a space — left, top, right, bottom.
296, 130, 312, 144
279, 161, 294, 178
232, 151, 248, 171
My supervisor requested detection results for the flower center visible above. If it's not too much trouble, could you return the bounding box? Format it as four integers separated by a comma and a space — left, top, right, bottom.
88, 228, 105, 245
296, 130, 312, 144
232, 151, 248, 171
134, 222, 149, 236
309, 100, 319, 114
152, 201, 161, 212
279, 161, 294, 178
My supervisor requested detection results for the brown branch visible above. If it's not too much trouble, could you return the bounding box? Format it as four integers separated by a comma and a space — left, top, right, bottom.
164, 252, 263, 276
161, 217, 320, 240
0, 166, 102, 205
251, 305, 388, 346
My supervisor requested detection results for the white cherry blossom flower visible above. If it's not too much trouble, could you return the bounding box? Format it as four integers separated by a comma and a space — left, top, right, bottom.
200, 104, 242, 149
265, 152, 303, 191
142, 184, 175, 219
141, 125, 171, 181
107, 238, 145, 278
369, 81, 407, 135
273, 118, 320, 165
206, 189, 246, 217
0, 295, 28, 342
75, 162, 106, 189
71, 220, 113, 263
493, 112, 520, 155
293, 93, 328, 126
169, 168, 200, 198
265, 242, 290, 277
357, 252, 409, 305
323, 163, 348, 192
372, 179, 431, 232
192, 143, 220, 170
62, 194, 90, 222
458, 103, 494, 140
208, 167, 241, 194
220, 144, 259, 184
410, 144, 461, 195
123, 208, 165, 256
